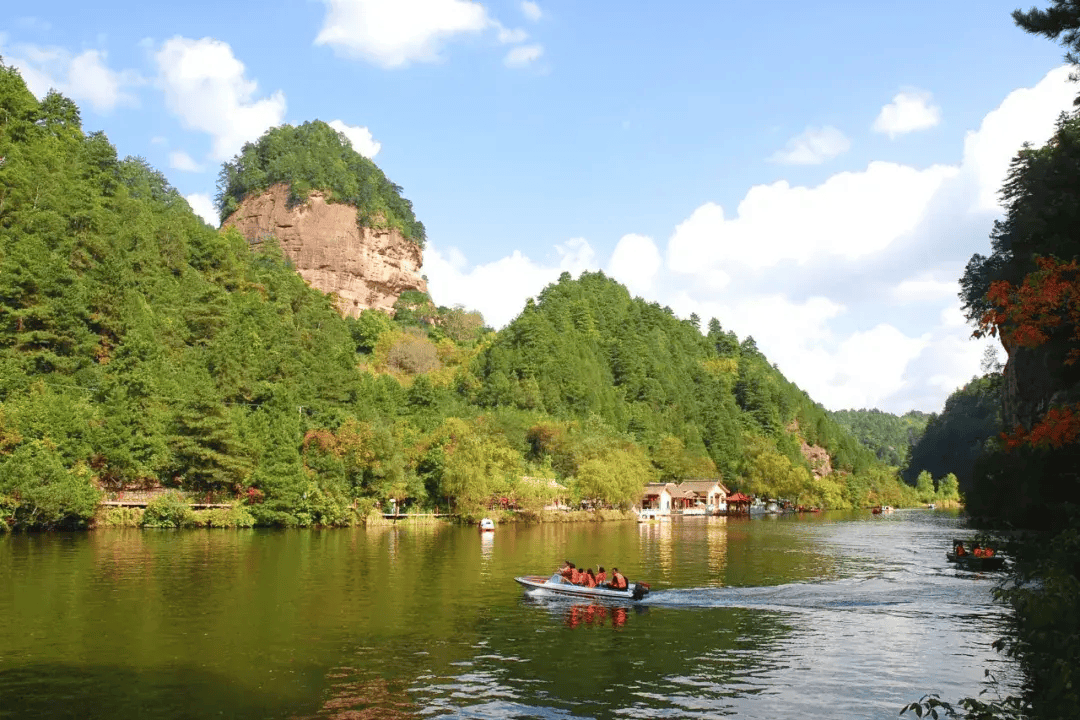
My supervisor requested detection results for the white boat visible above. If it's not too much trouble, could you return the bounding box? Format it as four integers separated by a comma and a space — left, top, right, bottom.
479, 518, 495, 532
515, 573, 650, 601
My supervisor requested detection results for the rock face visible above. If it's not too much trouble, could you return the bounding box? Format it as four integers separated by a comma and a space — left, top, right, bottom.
1001, 339, 1077, 430
223, 184, 427, 317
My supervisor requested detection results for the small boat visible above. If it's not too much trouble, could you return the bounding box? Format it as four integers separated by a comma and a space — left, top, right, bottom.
515, 573, 651, 601
479, 518, 495, 532
947, 539, 1005, 570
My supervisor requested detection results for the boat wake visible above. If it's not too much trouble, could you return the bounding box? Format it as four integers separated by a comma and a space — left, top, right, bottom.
639, 574, 998, 617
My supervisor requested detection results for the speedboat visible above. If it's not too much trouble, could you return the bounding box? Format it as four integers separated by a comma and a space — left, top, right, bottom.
479, 518, 495, 532
515, 573, 650, 601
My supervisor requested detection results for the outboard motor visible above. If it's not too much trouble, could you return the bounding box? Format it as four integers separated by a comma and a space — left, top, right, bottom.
631, 582, 650, 600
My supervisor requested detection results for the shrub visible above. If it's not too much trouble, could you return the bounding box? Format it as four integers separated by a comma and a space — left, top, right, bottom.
94, 506, 144, 528
142, 491, 196, 528
199, 503, 256, 528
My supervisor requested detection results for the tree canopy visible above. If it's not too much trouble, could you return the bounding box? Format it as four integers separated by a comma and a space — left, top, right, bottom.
214, 120, 425, 244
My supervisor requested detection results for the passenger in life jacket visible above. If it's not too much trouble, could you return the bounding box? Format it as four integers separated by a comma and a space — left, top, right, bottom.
595, 566, 607, 586
954, 542, 967, 557
571, 565, 585, 585
609, 568, 628, 590
984, 547, 995, 557
972, 544, 984, 557
560, 561, 575, 582
583, 568, 597, 588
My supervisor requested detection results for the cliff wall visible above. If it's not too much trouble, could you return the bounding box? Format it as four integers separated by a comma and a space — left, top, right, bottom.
223, 184, 427, 317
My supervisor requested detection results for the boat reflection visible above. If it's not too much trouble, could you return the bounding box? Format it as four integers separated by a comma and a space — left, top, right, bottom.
563, 602, 630, 629
523, 595, 646, 629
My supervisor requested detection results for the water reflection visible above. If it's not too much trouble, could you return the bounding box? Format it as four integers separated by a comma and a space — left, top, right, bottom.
638, 516, 675, 575
0, 510, 1018, 720
563, 602, 630, 629
707, 516, 728, 581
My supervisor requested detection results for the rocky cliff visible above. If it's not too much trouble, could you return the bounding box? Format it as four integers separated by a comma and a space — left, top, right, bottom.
223, 184, 427, 317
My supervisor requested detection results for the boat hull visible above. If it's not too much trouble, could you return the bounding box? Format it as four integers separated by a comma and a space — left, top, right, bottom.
515, 574, 650, 601
946, 552, 1005, 571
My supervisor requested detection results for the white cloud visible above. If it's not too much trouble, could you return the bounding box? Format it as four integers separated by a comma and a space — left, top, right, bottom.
873, 89, 941, 138
890, 275, 959, 303
169, 150, 204, 173
155, 36, 286, 161
5, 45, 140, 112
425, 239, 597, 328
961, 65, 1076, 212
504, 43, 543, 68
497, 27, 529, 44
328, 119, 381, 158
667, 161, 956, 273
315, 0, 493, 68
768, 125, 850, 165
607, 233, 662, 297
426, 66, 1076, 413
185, 193, 218, 227
521, 1, 542, 22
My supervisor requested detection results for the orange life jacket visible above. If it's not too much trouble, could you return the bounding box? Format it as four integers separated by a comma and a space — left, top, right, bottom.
595, 572, 607, 585
612, 572, 627, 590
583, 573, 596, 588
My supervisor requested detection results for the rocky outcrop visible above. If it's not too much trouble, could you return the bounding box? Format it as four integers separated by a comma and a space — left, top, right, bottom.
1001, 338, 1079, 430
800, 439, 834, 478
223, 184, 427, 317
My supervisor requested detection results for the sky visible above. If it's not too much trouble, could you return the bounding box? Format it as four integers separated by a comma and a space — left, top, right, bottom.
1, 0, 1076, 414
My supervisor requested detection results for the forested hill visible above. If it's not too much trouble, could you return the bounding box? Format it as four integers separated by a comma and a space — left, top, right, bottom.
471, 272, 878, 483
0, 63, 916, 529
829, 408, 931, 467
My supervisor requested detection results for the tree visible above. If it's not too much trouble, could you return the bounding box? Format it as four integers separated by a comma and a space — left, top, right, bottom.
915, 470, 935, 504
1013, 1, 1080, 104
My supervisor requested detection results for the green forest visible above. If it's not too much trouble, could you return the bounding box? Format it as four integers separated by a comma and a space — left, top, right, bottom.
0, 60, 929, 532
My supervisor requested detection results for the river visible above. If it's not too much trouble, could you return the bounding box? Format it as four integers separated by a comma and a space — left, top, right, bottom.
0, 509, 1016, 719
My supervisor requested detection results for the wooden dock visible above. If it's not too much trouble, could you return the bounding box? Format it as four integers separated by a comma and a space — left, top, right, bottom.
101, 500, 232, 509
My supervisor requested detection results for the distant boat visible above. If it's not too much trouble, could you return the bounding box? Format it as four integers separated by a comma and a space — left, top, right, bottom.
479, 518, 495, 532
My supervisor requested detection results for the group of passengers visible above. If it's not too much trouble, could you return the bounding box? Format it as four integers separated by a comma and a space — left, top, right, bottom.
558, 561, 629, 590
954, 541, 995, 558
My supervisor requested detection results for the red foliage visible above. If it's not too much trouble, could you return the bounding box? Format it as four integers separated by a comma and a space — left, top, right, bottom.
979, 257, 1080, 450
1001, 404, 1080, 450
978, 257, 1080, 364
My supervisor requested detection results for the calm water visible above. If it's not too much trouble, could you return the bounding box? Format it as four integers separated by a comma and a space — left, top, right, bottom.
0, 510, 1017, 719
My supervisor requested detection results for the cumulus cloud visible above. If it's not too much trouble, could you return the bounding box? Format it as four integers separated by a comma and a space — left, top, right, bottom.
327, 119, 381, 158
185, 193, 218, 227
497, 27, 529, 44
768, 125, 850, 165
521, 2, 542, 22
667, 161, 956, 273
961, 65, 1076, 212
5, 44, 141, 112
425, 238, 597, 329
607, 234, 662, 297
427, 66, 1077, 412
169, 150, 204, 172
155, 36, 286, 161
504, 43, 543, 68
315, 0, 494, 68
873, 89, 942, 138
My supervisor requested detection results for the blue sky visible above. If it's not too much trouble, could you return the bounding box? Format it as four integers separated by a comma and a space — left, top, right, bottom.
1, 1, 1075, 413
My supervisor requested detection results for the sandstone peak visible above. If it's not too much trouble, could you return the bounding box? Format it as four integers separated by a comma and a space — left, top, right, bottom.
223, 183, 428, 317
